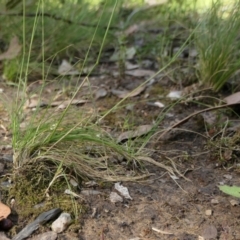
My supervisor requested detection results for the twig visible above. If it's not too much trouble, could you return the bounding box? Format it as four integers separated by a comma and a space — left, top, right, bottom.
158, 103, 238, 141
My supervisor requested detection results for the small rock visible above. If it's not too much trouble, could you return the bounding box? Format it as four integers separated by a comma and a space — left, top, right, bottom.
167, 90, 182, 100
230, 199, 239, 206
69, 179, 78, 187
28, 231, 57, 240
205, 209, 212, 216
51, 213, 72, 233
12, 208, 61, 240
109, 192, 123, 203
210, 199, 219, 204
202, 225, 217, 239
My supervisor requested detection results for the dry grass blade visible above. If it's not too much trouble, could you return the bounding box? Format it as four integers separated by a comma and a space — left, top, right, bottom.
157, 103, 237, 141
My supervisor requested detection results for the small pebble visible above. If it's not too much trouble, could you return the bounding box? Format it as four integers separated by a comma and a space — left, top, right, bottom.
205, 209, 212, 216
210, 199, 219, 204
51, 213, 71, 233
230, 199, 239, 206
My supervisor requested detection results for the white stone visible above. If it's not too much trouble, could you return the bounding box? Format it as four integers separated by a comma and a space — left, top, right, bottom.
205, 209, 212, 216
51, 213, 72, 233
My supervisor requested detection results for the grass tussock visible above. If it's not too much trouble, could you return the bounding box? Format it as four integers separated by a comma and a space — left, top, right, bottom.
196, 0, 240, 91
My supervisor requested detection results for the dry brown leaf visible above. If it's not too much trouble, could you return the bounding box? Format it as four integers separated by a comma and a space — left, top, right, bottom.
152, 227, 173, 235
224, 91, 240, 104
95, 87, 108, 100
112, 86, 146, 99
24, 98, 87, 109
0, 36, 22, 61
24, 98, 47, 109
0, 202, 11, 220
52, 99, 88, 109
124, 24, 139, 36
57, 60, 80, 75
117, 125, 153, 143
125, 69, 155, 77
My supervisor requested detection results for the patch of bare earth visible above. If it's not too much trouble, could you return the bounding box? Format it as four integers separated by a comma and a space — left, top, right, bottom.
1, 75, 240, 240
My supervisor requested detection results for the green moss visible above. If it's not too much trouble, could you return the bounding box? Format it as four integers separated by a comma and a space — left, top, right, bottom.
9, 163, 85, 222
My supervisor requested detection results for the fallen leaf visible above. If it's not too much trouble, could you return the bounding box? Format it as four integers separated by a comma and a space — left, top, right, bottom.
95, 87, 108, 100
147, 101, 165, 108
112, 86, 146, 99
58, 59, 80, 75
126, 47, 137, 59
0, 36, 22, 61
125, 69, 155, 77
24, 98, 87, 109
0, 202, 11, 220
224, 92, 240, 104
117, 124, 153, 142
64, 189, 83, 199
110, 47, 136, 61
24, 97, 47, 109
52, 99, 88, 109
114, 182, 132, 200
152, 227, 173, 235
219, 185, 240, 198
125, 61, 139, 70
223, 149, 232, 161
124, 24, 139, 36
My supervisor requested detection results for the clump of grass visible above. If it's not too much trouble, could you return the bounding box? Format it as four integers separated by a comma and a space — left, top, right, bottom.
9, 0, 155, 202
195, 0, 240, 91
6, 1, 195, 221
12, 110, 150, 182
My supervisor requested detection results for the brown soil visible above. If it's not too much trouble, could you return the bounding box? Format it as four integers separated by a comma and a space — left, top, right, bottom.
1, 74, 240, 240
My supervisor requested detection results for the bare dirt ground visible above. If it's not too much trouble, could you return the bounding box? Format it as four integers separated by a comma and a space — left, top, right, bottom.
0, 72, 240, 240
